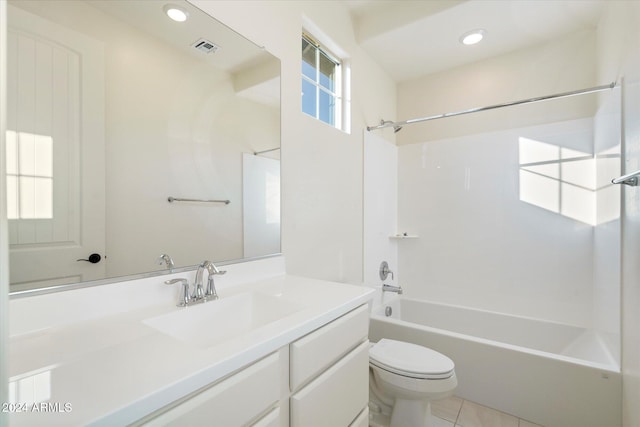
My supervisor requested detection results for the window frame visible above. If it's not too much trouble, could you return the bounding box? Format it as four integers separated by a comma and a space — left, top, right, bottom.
301, 32, 343, 129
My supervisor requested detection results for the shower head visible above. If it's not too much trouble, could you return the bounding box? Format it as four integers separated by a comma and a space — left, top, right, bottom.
380, 119, 402, 133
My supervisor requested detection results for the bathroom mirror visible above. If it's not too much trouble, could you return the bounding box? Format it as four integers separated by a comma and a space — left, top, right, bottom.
6, 0, 281, 293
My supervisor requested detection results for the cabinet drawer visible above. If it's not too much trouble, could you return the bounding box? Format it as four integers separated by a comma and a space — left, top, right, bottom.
249, 407, 280, 427
290, 341, 369, 427
290, 304, 368, 391
140, 352, 281, 426
349, 407, 369, 427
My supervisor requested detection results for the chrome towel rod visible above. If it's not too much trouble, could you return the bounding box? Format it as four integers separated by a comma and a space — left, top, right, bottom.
254, 147, 280, 155
168, 197, 230, 205
366, 82, 617, 131
612, 170, 640, 187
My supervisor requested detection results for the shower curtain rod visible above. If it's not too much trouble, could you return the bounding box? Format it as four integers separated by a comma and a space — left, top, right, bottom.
366, 82, 617, 132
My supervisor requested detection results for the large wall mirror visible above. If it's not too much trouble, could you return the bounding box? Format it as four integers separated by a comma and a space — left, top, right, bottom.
6, 0, 281, 293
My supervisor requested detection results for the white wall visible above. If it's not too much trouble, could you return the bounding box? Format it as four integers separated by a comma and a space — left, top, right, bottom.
591, 2, 640, 425
621, 56, 640, 427
596, 2, 640, 426
192, 0, 396, 284
0, 1, 9, 422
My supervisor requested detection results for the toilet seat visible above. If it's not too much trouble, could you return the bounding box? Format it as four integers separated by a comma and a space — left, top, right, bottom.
370, 339, 455, 380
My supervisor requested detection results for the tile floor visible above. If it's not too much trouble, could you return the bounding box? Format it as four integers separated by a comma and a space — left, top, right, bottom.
431, 396, 544, 427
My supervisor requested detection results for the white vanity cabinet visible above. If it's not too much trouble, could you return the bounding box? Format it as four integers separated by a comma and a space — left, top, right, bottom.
136, 304, 370, 427
9, 257, 376, 427
290, 304, 370, 427
137, 350, 286, 427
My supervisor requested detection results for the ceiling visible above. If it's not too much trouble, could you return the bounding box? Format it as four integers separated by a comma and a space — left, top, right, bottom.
88, 0, 266, 73
88, 0, 280, 106
345, 0, 605, 82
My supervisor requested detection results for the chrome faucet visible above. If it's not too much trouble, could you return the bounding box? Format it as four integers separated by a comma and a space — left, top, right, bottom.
195, 260, 226, 301
157, 254, 175, 272
163, 261, 226, 307
382, 284, 403, 294
165, 278, 191, 307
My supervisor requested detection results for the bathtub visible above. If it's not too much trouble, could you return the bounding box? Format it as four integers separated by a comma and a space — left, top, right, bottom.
369, 297, 621, 427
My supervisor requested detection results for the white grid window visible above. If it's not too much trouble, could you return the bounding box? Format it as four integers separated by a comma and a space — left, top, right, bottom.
301, 33, 342, 129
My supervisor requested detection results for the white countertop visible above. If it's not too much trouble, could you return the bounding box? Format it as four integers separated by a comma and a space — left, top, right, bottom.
8, 268, 374, 426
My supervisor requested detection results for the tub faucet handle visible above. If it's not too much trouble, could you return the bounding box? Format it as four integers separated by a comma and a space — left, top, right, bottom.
379, 261, 394, 281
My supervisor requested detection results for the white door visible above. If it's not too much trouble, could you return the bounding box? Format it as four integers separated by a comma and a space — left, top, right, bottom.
7, 6, 105, 291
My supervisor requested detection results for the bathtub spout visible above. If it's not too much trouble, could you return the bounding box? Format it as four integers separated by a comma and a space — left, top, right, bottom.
382, 284, 403, 294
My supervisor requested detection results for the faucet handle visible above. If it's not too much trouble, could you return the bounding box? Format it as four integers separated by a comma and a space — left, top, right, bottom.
379, 261, 394, 281
165, 278, 191, 307
204, 276, 219, 300
212, 265, 226, 275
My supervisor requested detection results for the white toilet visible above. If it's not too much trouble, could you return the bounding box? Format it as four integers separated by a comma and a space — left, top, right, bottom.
369, 339, 457, 427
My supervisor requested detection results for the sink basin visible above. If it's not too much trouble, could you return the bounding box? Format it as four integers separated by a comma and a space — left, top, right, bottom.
143, 292, 304, 349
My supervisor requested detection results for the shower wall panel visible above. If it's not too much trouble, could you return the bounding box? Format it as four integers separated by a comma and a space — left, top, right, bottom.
397, 118, 602, 327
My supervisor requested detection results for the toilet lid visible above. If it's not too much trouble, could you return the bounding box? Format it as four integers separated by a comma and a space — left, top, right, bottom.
370, 339, 455, 379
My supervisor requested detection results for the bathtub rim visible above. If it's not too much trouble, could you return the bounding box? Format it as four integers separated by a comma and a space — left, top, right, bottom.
371, 297, 620, 374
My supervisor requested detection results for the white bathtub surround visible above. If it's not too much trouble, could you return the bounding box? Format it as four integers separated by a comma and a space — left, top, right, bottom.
397, 116, 621, 332
370, 297, 620, 427
8, 256, 374, 425
363, 131, 400, 310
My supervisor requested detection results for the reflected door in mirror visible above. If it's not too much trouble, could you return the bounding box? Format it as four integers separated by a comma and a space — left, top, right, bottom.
7, 6, 106, 291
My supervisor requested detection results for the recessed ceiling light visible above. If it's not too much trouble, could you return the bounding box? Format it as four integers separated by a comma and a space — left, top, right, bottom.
460, 29, 486, 46
163, 4, 189, 22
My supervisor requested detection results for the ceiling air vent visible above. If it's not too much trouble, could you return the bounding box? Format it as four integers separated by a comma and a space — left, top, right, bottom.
192, 38, 220, 54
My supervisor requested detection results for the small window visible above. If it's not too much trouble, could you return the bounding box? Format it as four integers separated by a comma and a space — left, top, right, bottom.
301, 33, 342, 129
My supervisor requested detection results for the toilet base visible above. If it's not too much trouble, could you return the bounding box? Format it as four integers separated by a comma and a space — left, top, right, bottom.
390, 399, 436, 427
369, 396, 439, 427
368, 392, 391, 427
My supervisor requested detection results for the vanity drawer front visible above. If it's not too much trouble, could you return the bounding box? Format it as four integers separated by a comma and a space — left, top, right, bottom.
349, 407, 369, 427
290, 304, 368, 390
249, 407, 281, 427
290, 340, 369, 427
141, 352, 281, 427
